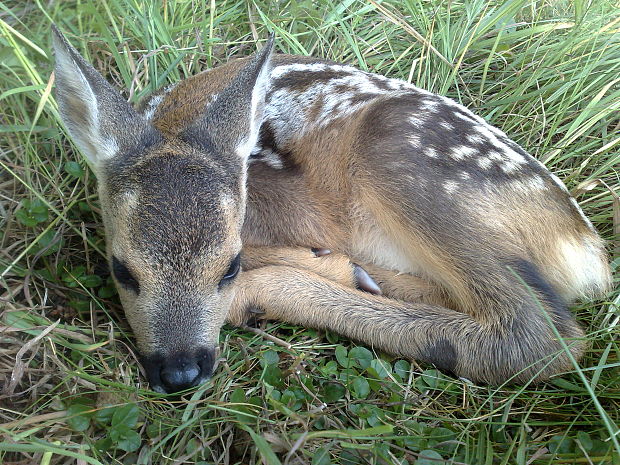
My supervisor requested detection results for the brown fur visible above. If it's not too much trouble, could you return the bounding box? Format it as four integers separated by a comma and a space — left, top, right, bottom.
52, 26, 611, 391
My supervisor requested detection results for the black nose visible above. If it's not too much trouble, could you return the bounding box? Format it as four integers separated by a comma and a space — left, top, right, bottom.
160, 357, 200, 392
141, 349, 215, 394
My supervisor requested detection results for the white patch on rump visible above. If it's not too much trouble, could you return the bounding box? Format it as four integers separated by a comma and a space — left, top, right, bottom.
556, 237, 611, 299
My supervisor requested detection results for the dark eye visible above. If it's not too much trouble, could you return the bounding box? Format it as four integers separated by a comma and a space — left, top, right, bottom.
219, 253, 241, 287
112, 256, 140, 294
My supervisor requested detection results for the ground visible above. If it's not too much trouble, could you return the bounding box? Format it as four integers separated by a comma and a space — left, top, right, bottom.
0, 1, 618, 464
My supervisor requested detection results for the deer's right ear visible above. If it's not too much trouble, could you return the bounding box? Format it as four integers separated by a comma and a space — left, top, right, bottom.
181, 34, 274, 161
52, 25, 160, 176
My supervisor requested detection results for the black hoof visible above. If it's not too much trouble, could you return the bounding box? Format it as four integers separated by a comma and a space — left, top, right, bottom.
311, 247, 332, 257
353, 264, 382, 295
246, 307, 266, 328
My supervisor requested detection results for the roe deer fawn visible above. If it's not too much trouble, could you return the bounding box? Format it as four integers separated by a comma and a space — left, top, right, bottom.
51, 27, 611, 394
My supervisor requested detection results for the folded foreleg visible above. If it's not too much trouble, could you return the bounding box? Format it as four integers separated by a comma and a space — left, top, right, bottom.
228, 265, 585, 384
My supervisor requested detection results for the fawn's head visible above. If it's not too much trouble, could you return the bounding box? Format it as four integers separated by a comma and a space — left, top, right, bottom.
52, 26, 273, 393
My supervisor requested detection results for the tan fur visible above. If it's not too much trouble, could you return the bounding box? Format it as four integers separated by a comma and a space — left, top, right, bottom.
52, 27, 611, 391
152, 60, 247, 135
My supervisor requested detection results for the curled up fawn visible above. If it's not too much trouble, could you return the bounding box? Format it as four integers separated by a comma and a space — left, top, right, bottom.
51, 27, 611, 394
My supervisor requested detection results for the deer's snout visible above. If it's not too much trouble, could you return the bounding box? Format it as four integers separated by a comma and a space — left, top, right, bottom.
142, 348, 216, 394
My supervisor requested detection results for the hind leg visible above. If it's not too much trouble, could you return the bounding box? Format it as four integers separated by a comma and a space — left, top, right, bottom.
227, 265, 585, 384
242, 245, 444, 303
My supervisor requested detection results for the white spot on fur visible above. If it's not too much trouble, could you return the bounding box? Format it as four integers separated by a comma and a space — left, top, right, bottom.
421, 100, 440, 111
142, 83, 177, 121
459, 171, 471, 180
408, 134, 421, 147
470, 125, 531, 173
450, 145, 478, 160
388, 79, 406, 90
265, 61, 541, 185
425, 147, 438, 158
504, 149, 526, 164
444, 181, 459, 193
309, 74, 387, 124
488, 151, 504, 162
500, 160, 521, 173
477, 157, 492, 169
466, 134, 485, 145
409, 115, 425, 128
440, 121, 454, 131
265, 63, 431, 142
271, 63, 328, 78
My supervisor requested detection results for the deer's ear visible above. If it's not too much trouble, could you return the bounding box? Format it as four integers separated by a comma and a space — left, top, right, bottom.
181, 34, 275, 160
52, 25, 161, 176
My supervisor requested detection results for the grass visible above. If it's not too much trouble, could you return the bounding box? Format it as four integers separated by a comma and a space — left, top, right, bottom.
0, 0, 619, 463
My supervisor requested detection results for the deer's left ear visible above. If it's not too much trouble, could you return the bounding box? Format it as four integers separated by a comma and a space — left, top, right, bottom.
181, 34, 275, 160
51, 25, 161, 177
